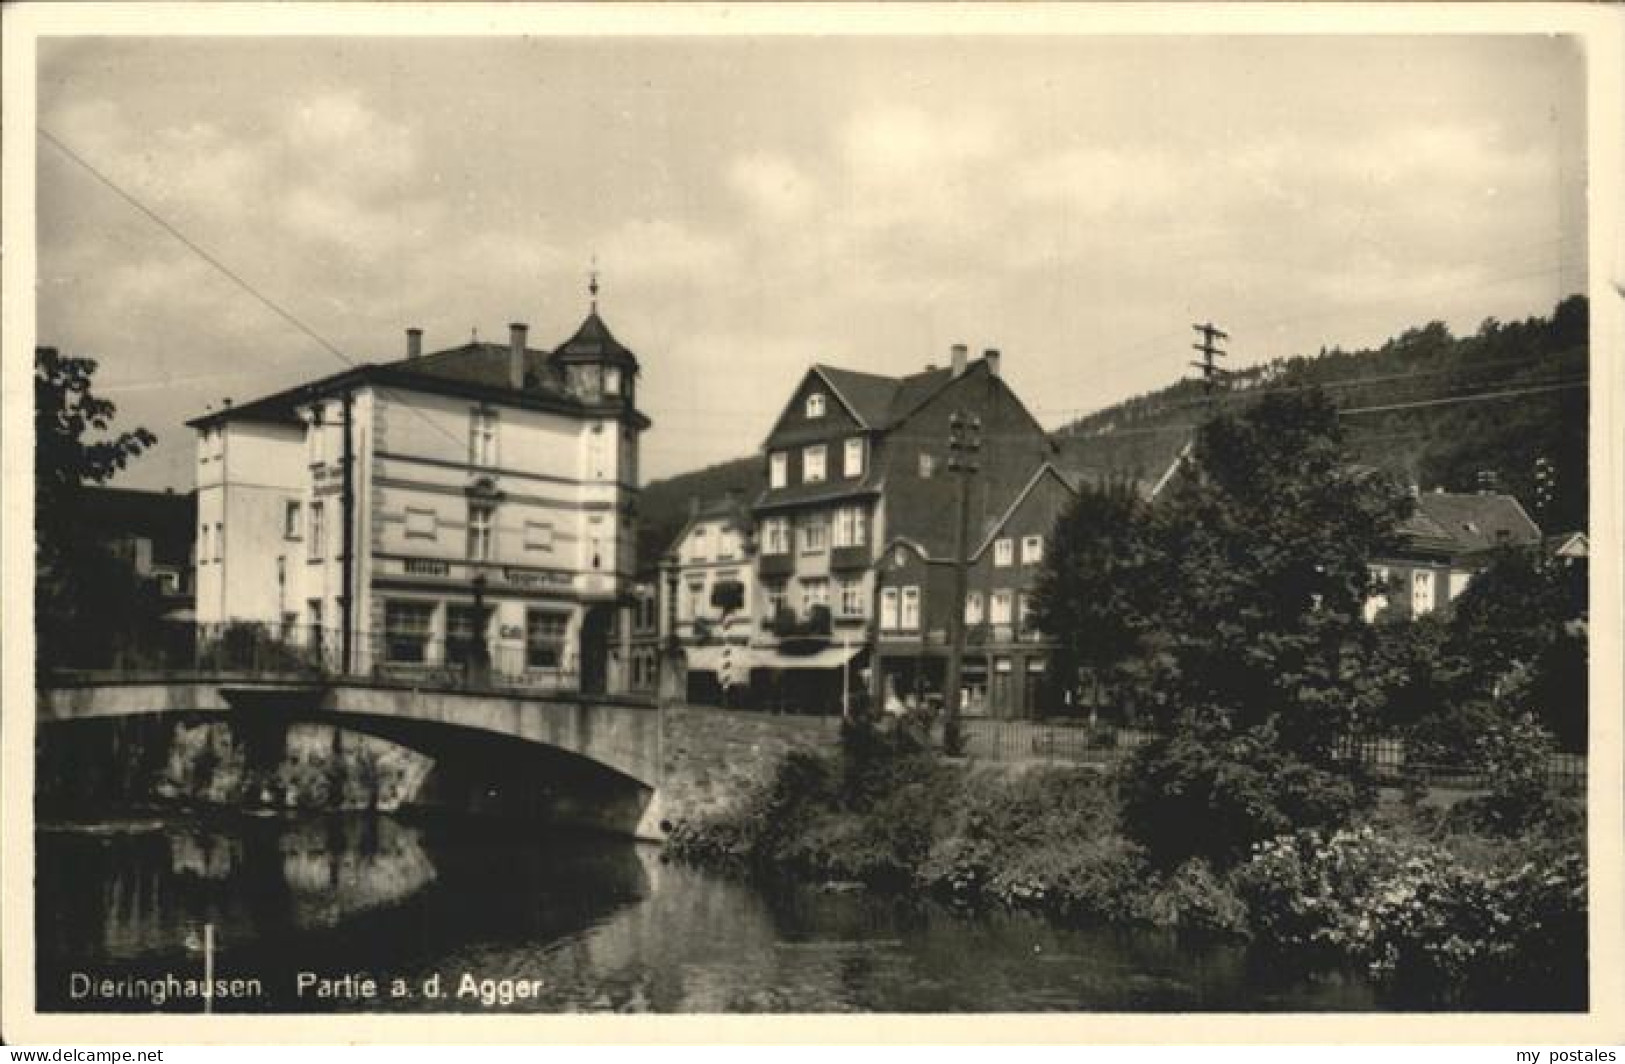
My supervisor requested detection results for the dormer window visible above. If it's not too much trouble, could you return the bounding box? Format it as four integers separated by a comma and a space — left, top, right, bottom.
806, 392, 826, 418
605, 367, 623, 396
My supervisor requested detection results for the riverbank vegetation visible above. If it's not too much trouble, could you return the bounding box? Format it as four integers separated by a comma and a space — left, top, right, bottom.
665, 713, 1585, 1007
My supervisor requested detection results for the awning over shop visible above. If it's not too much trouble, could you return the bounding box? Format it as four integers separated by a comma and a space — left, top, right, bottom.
751, 645, 865, 671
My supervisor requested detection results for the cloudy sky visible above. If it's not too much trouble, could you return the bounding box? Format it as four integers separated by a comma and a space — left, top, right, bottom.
36, 31, 1587, 490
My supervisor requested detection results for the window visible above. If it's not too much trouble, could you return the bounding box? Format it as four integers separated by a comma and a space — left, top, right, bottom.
525, 609, 569, 669
994, 538, 1014, 567
1412, 570, 1436, 615
804, 444, 827, 483
199, 523, 211, 564
880, 587, 900, 631
763, 581, 788, 617
770, 451, 788, 489
1021, 535, 1043, 564
213, 522, 223, 562
284, 500, 303, 540
384, 601, 434, 664
405, 508, 437, 540
802, 578, 830, 613
309, 410, 327, 466
307, 598, 323, 632
445, 605, 490, 667
838, 578, 865, 617
918, 453, 935, 478
990, 590, 1013, 625
524, 521, 553, 551
965, 591, 984, 625
467, 505, 494, 561
685, 579, 706, 621
605, 367, 623, 396
806, 392, 826, 418
762, 517, 790, 555
717, 527, 739, 560
900, 586, 920, 630
308, 502, 325, 562
687, 525, 710, 562
833, 506, 867, 549
470, 410, 498, 467
799, 517, 828, 554
844, 437, 864, 477
1017, 592, 1033, 630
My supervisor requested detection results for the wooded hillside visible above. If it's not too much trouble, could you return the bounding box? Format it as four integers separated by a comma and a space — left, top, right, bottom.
1056, 295, 1588, 533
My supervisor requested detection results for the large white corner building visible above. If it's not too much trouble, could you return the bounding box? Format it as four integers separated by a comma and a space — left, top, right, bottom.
189, 301, 649, 695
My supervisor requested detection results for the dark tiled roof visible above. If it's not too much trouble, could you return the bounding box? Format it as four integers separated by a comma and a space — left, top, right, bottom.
391, 341, 563, 395
754, 476, 883, 513
1398, 492, 1543, 557
814, 363, 958, 430
187, 388, 306, 429
553, 311, 639, 368
886, 365, 958, 424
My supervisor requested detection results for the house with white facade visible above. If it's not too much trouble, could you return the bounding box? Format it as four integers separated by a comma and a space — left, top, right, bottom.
657, 493, 756, 701
1366, 490, 1544, 622
189, 299, 649, 695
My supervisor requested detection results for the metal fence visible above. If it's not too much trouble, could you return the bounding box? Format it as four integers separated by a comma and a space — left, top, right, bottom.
955, 719, 1152, 765
952, 718, 1586, 793
43, 620, 581, 695
1333, 735, 1587, 795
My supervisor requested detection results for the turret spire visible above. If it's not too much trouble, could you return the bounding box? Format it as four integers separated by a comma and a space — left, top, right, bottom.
588, 256, 600, 313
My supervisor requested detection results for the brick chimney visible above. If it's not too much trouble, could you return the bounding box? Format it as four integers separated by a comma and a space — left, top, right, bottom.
509, 322, 528, 389
984, 348, 1001, 377
951, 343, 968, 378
406, 327, 422, 360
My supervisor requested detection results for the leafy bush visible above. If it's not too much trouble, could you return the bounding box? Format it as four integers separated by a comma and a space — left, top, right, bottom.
1118, 726, 1363, 869
1234, 826, 1587, 1005
1140, 859, 1250, 934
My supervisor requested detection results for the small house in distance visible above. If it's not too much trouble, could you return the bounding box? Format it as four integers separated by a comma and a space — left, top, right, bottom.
1367, 490, 1543, 621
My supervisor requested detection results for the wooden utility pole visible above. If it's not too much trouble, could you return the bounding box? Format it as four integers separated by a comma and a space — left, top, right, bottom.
943, 410, 982, 756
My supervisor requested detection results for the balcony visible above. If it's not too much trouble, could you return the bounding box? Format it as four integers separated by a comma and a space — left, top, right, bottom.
829, 545, 870, 572
758, 552, 794, 579
768, 604, 832, 641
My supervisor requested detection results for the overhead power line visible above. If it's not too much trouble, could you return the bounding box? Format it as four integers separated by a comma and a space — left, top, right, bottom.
40, 125, 469, 454
1054, 378, 1588, 440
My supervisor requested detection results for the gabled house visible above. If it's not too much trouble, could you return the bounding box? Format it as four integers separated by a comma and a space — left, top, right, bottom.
1367, 490, 1544, 621
749, 343, 1054, 713
872, 462, 1080, 718
189, 294, 650, 695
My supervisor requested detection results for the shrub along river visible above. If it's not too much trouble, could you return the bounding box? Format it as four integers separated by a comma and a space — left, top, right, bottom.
35, 811, 1385, 1013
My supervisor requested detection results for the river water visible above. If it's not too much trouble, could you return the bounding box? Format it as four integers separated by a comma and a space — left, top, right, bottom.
36, 812, 1379, 1013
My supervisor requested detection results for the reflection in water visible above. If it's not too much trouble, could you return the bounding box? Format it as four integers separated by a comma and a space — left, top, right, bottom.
36, 814, 1379, 1013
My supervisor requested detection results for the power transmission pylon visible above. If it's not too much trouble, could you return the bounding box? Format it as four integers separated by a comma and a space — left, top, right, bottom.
1190, 321, 1230, 398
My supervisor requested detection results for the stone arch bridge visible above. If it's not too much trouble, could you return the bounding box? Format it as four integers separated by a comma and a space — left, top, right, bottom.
37, 676, 667, 837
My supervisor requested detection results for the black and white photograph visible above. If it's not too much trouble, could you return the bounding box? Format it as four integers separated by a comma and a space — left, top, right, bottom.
3, 1, 1621, 1045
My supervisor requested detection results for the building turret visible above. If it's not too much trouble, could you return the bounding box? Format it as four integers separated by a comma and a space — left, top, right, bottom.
552, 272, 640, 406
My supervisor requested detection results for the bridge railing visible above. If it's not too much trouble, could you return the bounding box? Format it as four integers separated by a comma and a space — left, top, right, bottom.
44, 620, 581, 695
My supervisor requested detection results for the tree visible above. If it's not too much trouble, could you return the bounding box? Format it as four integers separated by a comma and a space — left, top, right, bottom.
1447, 549, 1588, 751
1031, 475, 1169, 722
1038, 390, 1413, 867
1151, 390, 1414, 755
35, 347, 157, 672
